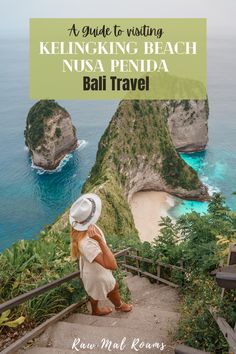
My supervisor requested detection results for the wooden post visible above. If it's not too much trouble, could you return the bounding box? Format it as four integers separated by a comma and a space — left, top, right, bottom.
179, 259, 184, 269
123, 250, 128, 273
136, 250, 141, 276
222, 244, 236, 299
229, 244, 236, 265
156, 262, 161, 285
179, 259, 185, 286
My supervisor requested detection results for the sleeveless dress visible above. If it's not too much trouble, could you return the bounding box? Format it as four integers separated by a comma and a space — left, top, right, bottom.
78, 225, 116, 300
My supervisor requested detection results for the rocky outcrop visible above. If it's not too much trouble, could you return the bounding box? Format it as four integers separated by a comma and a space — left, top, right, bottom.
164, 99, 209, 152
82, 100, 209, 237
25, 100, 78, 170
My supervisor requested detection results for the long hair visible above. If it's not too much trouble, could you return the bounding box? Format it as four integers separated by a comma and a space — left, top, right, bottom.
70, 226, 87, 260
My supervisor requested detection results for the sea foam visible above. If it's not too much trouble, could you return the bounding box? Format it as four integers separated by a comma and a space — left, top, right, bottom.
200, 175, 220, 196
30, 140, 88, 175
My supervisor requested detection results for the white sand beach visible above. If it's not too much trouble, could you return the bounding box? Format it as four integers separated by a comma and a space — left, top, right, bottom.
129, 191, 176, 243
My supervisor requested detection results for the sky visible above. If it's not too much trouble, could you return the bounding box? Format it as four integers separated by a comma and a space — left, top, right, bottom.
1, 0, 235, 38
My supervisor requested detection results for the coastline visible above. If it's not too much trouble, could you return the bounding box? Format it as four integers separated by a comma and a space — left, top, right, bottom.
129, 191, 176, 243
30, 140, 87, 174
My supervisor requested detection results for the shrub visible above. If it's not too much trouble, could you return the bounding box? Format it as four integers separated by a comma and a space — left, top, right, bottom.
55, 127, 61, 138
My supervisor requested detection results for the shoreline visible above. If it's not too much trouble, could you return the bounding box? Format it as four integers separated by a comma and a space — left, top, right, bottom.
30, 140, 87, 174
129, 191, 176, 243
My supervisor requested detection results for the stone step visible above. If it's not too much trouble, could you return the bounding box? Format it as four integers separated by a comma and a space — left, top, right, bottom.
82, 289, 179, 318
20, 348, 77, 354
123, 271, 134, 279
126, 276, 173, 289
124, 282, 179, 310
66, 308, 179, 332
129, 284, 170, 299
85, 301, 132, 319
37, 321, 175, 353
23, 343, 174, 354
125, 275, 173, 294
65, 313, 121, 327
125, 279, 159, 296
125, 275, 154, 287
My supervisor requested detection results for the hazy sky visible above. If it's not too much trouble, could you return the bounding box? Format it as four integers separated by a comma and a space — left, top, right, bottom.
1, 0, 235, 37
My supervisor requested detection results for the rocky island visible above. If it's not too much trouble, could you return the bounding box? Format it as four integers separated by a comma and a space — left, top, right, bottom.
165, 99, 209, 152
24, 100, 78, 170
82, 99, 209, 237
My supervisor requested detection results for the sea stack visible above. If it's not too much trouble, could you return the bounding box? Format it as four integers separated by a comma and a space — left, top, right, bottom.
25, 100, 78, 170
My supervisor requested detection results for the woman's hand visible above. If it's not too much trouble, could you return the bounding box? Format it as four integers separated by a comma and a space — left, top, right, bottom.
87, 225, 102, 243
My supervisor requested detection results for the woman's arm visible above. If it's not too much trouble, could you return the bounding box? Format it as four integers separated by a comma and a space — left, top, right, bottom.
87, 225, 118, 271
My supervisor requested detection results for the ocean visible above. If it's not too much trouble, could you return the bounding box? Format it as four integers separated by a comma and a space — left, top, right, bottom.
0, 36, 236, 251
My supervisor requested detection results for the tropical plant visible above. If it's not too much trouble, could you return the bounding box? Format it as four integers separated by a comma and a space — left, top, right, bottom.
0, 310, 25, 330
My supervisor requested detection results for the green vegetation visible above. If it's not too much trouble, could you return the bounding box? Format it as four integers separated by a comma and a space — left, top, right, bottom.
0, 222, 130, 337
183, 100, 191, 111
82, 100, 204, 236
24, 100, 66, 149
0, 310, 25, 329
55, 127, 62, 138
106, 193, 236, 353
0, 225, 82, 328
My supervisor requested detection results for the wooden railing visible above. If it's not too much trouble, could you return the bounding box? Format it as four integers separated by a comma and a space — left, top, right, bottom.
0, 248, 131, 316
0, 271, 81, 315
212, 244, 236, 354
122, 248, 186, 288
3, 245, 235, 354
175, 244, 236, 354
0, 248, 130, 354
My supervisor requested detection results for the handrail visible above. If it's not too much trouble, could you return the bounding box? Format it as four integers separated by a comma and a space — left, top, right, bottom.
123, 263, 179, 288
114, 247, 131, 258
121, 248, 185, 288
0, 270, 80, 315
0, 248, 131, 315
126, 253, 186, 272
209, 307, 236, 353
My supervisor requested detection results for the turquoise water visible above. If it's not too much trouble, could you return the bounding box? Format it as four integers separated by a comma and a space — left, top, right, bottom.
170, 152, 213, 217
0, 36, 236, 251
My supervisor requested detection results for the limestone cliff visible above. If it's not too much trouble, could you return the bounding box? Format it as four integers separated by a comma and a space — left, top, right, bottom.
25, 100, 78, 170
164, 100, 209, 152
82, 100, 209, 237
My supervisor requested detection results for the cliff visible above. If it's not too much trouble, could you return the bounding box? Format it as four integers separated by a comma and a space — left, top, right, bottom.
165, 100, 209, 152
82, 100, 209, 237
24, 100, 78, 170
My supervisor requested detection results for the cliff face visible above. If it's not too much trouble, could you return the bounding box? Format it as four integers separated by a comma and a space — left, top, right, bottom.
82, 100, 209, 237
25, 100, 78, 170
164, 100, 209, 152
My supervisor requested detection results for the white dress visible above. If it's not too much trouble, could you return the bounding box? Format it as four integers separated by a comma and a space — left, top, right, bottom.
78, 225, 116, 300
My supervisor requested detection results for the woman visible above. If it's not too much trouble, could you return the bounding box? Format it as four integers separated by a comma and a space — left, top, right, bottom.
69, 192, 132, 316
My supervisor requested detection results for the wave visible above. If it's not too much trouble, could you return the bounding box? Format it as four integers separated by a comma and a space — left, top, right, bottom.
166, 195, 176, 207
200, 175, 220, 196
30, 140, 88, 175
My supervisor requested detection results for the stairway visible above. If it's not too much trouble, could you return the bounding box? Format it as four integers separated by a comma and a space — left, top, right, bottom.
19, 273, 180, 354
